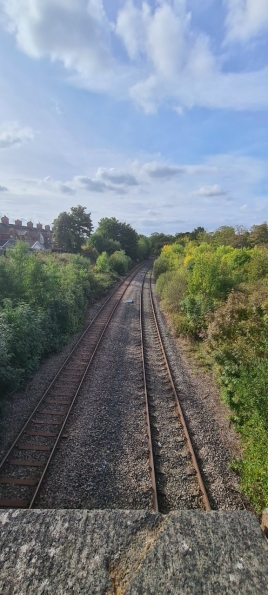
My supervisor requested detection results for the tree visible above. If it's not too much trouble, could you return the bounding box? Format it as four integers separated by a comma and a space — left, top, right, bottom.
189, 227, 205, 241
88, 232, 121, 256
149, 232, 174, 254
137, 235, 150, 260
97, 217, 138, 260
212, 226, 235, 247
53, 206, 93, 253
250, 223, 268, 247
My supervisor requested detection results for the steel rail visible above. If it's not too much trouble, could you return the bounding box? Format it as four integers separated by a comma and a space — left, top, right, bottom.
140, 271, 159, 512
0, 262, 148, 508
29, 264, 148, 508
148, 272, 211, 512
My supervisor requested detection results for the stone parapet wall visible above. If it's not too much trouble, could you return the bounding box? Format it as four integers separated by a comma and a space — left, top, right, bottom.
0, 509, 267, 594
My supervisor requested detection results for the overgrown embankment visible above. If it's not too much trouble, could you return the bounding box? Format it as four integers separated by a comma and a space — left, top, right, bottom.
154, 240, 268, 513
0, 243, 119, 401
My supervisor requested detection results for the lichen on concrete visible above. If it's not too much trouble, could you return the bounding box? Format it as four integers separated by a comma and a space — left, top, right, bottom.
0, 510, 267, 594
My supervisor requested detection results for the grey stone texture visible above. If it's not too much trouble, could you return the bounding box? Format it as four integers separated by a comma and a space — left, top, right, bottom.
0, 509, 267, 594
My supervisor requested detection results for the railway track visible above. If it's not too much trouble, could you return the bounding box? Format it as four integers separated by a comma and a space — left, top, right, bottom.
0, 263, 148, 509
141, 270, 211, 513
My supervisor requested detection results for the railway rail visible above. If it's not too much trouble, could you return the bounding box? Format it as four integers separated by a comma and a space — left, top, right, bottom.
140, 270, 211, 513
0, 263, 148, 509
0, 262, 211, 512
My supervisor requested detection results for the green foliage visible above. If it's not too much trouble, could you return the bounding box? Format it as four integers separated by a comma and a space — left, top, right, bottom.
97, 217, 138, 260
156, 270, 187, 312
137, 235, 150, 260
52, 205, 93, 253
250, 223, 268, 246
81, 243, 99, 262
149, 232, 175, 254
0, 247, 115, 402
88, 232, 121, 256
153, 256, 169, 280
109, 250, 131, 275
154, 235, 268, 511
95, 251, 111, 273
247, 246, 268, 281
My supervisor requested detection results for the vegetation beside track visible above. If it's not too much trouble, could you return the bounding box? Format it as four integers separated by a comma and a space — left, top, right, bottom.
0, 210, 151, 406
0, 243, 133, 403
153, 224, 268, 513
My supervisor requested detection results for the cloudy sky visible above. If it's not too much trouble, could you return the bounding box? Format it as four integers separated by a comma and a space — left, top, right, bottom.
0, 0, 268, 235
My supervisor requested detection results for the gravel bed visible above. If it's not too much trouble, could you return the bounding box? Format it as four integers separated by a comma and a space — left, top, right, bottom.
35, 267, 152, 509
142, 274, 204, 513
151, 279, 247, 511
0, 265, 247, 512
0, 277, 125, 463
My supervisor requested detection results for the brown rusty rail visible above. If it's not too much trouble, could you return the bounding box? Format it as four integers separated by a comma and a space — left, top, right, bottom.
140, 269, 211, 512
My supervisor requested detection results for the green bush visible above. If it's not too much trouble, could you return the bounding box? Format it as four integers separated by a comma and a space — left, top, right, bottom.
153, 256, 169, 279
0, 246, 115, 401
154, 236, 268, 511
109, 250, 131, 275
95, 251, 111, 273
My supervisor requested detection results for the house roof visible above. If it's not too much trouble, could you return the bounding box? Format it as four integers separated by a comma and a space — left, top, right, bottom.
0, 223, 10, 233
29, 241, 45, 250
16, 229, 28, 236
0, 239, 16, 251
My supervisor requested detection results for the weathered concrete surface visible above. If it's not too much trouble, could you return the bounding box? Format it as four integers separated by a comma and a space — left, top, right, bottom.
0, 510, 267, 594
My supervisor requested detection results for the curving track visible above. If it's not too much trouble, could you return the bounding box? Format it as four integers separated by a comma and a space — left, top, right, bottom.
141, 270, 211, 513
0, 263, 147, 509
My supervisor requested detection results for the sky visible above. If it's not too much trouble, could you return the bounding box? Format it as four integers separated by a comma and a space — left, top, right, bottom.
0, 0, 268, 236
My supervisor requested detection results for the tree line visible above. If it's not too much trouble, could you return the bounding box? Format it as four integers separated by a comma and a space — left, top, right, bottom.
53, 207, 150, 262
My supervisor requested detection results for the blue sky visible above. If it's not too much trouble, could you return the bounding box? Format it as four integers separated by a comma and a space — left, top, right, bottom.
0, 0, 268, 235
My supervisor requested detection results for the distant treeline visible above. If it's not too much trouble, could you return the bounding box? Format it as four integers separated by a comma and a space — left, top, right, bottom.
153, 222, 268, 513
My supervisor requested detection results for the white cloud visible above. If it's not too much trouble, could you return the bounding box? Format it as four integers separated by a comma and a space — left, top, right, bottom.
141, 161, 218, 178
193, 184, 227, 197
0, 122, 34, 148
0, 185, 8, 191
58, 183, 75, 195
1, 1, 268, 112
141, 162, 185, 178
96, 167, 138, 186
73, 175, 107, 193
1, 0, 112, 75
225, 0, 268, 42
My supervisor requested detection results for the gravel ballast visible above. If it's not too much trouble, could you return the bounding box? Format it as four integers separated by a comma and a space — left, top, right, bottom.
142, 273, 205, 512
0, 265, 248, 511
35, 267, 152, 509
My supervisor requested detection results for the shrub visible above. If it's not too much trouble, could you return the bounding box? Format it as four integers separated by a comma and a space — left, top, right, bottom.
109, 250, 131, 275
0, 247, 116, 402
95, 251, 111, 273
153, 256, 169, 279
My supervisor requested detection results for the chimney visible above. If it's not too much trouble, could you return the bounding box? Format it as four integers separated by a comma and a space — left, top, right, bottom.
37, 223, 42, 230
1, 216, 9, 225
27, 221, 33, 229
15, 219, 22, 227
45, 224, 50, 232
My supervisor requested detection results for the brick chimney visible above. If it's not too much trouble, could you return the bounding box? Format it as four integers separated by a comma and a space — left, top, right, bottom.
37, 223, 42, 230
15, 219, 22, 227
45, 224, 50, 232
27, 221, 33, 229
1, 216, 9, 225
